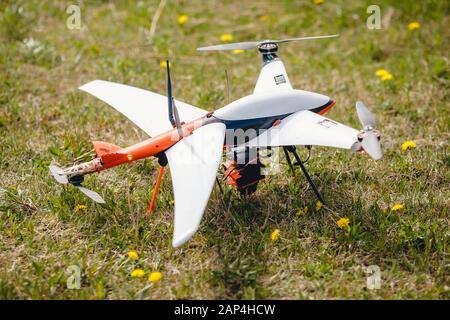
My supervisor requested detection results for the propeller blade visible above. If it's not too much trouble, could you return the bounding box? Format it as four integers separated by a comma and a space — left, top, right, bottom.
197, 41, 260, 51
361, 131, 382, 160
75, 185, 106, 204
356, 101, 376, 129
197, 34, 339, 52
49, 164, 68, 184
274, 34, 340, 43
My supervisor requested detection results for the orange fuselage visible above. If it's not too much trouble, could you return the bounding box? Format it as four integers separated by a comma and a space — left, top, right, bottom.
99, 117, 205, 170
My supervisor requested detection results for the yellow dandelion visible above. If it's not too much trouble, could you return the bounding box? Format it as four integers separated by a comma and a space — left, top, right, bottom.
160, 60, 171, 69
233, 49, 245, 54
337, 217, 350, 229
127, 250, 139, 261
270, 229, 280, 242
408, 22, 420, 30
315, 201, 323, 211
169, 199, 175, 206
375, 69, 389, 77
220, 33, 233, 42
74, 204, 87, 213
178, 15, 189, 25
381, 73, 393, 81
313, 0, 324, 4
130, 268, 145, 278
149, 271, 162, 283
259, 15, 269, 22
376, 68, 393, 81
296, 206, 308, 216
401, 140, 416, 151
391, 204, 404, 211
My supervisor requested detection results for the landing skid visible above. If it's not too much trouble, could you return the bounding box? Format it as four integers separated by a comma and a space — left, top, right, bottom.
283, 146, 326, 205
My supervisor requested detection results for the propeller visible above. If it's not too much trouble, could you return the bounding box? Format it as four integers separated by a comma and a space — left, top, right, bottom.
355, 101, 382, 160
49, 164, 105, 204
197, 34, 339, 51
166, 60, 183, 137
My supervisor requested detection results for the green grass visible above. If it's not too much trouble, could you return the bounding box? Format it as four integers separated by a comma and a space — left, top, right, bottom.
0, 0, 449, 299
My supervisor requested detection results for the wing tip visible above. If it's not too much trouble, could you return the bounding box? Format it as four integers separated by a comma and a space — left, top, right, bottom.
78, 80, 103, 92
172, 229, 197, 248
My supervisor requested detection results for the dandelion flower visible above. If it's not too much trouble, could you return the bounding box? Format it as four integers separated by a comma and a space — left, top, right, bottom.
259, 15, 269, 22
178, 15, 188, 25
380, 73, 393, 81
74, 204, 87, 213
401, 140, 416, 151
313, 0, 324, 4
220, 34, 233, 42
271, 229, 280, 242
233, 49, 245, 54
376, 69, 389, 77
376, 68, 393, 81
408, 22, 420, 30
391, 204, 404, 211
169, 199, 175, 206
337, 217, 350, 229
160, 60, 170, 69
296, 206, 308, 216
149, 271, 162, 283
127, 250, 139, 261
130, 268, 145, 278
315, 201, 323, 211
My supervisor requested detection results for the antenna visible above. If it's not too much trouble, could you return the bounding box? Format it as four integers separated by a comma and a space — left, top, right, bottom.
224, 69, 230, 104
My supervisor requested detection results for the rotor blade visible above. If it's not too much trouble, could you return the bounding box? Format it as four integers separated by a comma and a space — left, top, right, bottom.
361, 131, 382, 160
274, 34, 340, 43
75, 185, 106, 204
49, 164, 68, 184
197, 34, 339, 52
197, 41, 260, 51
356, 101, 376, 128
166, 59, 177, 128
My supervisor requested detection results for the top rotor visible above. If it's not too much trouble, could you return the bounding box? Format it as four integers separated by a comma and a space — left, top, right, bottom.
257, 42, 279, 63
197, 34, 339, 54
258, 41, 278, 53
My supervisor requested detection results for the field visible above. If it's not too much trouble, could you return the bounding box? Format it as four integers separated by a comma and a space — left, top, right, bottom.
0, 0, 448, 299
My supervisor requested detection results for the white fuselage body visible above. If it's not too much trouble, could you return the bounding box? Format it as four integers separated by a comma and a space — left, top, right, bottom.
214, 89, 330, 121
214, 58, 330, 121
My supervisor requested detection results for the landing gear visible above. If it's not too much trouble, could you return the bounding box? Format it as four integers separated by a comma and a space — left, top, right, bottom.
283, 146, 326, 205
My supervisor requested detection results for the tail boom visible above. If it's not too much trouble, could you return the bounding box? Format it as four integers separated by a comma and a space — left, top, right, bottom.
58, 116, 208, 178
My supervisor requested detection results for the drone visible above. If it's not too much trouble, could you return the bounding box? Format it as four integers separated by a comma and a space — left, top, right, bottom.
50, 34, 382, 247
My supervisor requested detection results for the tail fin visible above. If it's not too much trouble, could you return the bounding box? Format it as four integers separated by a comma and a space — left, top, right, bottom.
92, 141, 122, 157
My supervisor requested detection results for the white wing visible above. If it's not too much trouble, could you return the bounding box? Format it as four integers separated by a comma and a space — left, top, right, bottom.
79, 80, 207, 137
165, 123, 225, 247
248, 110, 359, 149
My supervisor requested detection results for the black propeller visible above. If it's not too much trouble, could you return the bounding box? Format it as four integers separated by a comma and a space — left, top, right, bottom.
165, 60, 183, 137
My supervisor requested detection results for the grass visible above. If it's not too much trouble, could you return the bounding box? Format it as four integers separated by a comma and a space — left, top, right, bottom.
0, 0, 449, 299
